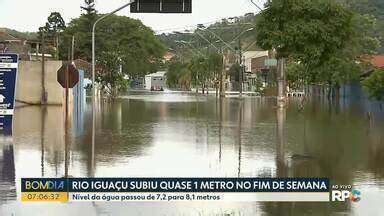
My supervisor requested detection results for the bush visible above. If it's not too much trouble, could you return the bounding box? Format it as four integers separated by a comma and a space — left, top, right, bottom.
362, 68, 384, 101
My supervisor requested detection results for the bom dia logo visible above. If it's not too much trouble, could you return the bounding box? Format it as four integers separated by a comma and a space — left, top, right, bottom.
332, 189, 361, 202
22, 179, 67, 192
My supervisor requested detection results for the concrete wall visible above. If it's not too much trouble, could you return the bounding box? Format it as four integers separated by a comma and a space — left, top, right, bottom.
16, 61, 72, 105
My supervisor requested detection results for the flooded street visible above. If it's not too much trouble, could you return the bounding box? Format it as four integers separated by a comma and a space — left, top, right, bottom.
1, 92, 384, 216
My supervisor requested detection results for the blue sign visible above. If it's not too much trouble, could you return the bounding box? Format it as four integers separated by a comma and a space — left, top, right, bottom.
0, 54, 18, 135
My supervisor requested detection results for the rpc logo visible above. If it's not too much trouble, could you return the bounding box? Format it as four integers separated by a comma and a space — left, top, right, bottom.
332, 189, 361, 202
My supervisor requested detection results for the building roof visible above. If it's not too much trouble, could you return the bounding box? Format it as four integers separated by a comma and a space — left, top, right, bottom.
0, 31, 20, 42
371, 55, 384, 68
145, 71, 167, 77
242, 51, 268, 60
74, 59, 92, 73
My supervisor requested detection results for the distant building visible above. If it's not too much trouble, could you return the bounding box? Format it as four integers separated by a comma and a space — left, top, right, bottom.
27, 39, 54, 61
0, 30, 30, 60
242, 51, 269, 73
163, 52, 175, 62
145, 71, 167, 91
242, 51, 269, 91
0, 28, 53, 60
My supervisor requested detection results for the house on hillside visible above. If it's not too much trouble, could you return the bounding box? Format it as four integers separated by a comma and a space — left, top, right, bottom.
0, 30, 30, 59
0, 28, 53, 60
163, 52, 175, 62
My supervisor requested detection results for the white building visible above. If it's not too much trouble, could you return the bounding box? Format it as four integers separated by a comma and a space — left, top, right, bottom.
242, 51, 269, 72
145, 71, 167, 91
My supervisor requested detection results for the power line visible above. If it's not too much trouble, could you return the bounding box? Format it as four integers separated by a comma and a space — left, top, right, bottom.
154, 18, 228, 34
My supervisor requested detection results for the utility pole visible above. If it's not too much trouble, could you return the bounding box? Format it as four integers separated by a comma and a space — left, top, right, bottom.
250, 0, 286, 106
220, 49, 226, 98
71, 35, 75, 62
238, 37, 243, 96
277, 58, 286, 107
41, 31, 47, 105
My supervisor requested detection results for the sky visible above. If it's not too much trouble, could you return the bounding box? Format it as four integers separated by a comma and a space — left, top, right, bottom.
0, 0, 264, 33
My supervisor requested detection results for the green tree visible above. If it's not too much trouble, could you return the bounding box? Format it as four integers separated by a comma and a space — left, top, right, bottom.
346, 0, 384, 53
189, 57, 209, 93
363, 68, 384, 101
256, 0, 379, 97
286, 62, 306, 90
39, 12, 66, 59
166, 61, 185, 88
60, 14, 165, 72
60, 14, 165, 97
166, 53, 222, 92
81, 0, 96, 15
206, 53, 223, 92
96, 51, 128, 98
166, 61, 191, 90
256, 0, 353, 63
59, 14, 95, 61
39, 12, 66, 58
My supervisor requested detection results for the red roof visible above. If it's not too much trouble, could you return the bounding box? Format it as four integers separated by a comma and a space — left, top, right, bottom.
371, 55, 384, 68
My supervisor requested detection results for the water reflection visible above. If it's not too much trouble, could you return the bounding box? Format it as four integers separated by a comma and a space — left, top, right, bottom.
0, 137, 16, 202
276, 106, 286, 177
0, 93, 383, 215
13, 106, 66, 178
237, 99, 243, 177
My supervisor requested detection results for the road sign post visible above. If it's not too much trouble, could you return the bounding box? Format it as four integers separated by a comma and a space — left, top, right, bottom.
0, 54, 18, 135
57, 62, 79, 89
57, 62, 79, 125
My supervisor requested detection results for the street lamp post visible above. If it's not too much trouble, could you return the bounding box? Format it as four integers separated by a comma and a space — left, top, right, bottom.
250, 0, 264, 11
91, 0, 136, 175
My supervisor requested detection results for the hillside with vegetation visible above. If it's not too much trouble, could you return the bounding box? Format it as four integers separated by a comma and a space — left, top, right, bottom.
158, 0, 384, 54
158, 0, 383, 98
157, 13, 259, 60
348, 0, 384, 53
0, 28, 38, 40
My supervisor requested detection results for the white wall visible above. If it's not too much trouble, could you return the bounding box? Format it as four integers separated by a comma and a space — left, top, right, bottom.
16, 61, 72, 105
242, 51, 268, 72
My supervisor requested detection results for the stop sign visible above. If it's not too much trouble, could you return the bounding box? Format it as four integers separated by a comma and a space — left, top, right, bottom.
57, 62, 79, 88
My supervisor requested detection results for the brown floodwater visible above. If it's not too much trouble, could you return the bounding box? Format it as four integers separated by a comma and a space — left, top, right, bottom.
0, 92, 383, 216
